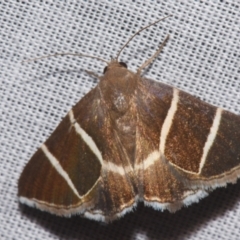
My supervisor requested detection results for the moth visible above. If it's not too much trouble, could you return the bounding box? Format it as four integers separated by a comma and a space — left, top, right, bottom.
18, 17, 240, 223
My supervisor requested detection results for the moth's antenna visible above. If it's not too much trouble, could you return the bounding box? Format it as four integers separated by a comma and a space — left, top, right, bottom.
22, 52, 109, 65
115, 15, 172, 60
137, 34, 170, 73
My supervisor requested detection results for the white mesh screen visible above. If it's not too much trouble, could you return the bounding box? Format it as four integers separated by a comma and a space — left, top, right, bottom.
1, 1, 240, 239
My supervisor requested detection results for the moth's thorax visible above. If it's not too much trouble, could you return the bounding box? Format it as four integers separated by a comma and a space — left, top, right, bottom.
99, 61, 138, 166
99, 61, 137, 115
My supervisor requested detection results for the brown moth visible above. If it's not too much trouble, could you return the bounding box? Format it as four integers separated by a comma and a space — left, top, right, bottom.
18, 17, 240, 222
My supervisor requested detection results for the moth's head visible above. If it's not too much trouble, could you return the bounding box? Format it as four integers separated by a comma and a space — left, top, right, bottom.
100, 59, 135, 89
103, 61, 128, 74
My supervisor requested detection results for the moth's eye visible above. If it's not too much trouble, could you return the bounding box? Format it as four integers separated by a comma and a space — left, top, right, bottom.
119, 62, 127, 68
103, 66, 108, 74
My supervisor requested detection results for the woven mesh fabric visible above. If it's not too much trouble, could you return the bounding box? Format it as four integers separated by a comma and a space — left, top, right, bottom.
1, 1, 240, 239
